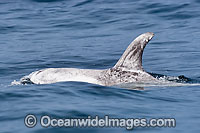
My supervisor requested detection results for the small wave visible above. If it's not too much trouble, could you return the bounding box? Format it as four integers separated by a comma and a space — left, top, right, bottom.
73, 0, 95, 7
31, 0, 64, 3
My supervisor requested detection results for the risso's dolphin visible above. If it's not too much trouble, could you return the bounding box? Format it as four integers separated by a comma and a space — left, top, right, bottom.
24, 32, 159, 86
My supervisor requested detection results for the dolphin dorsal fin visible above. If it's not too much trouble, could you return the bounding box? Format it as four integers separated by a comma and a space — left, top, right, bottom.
113, 32, 154, 71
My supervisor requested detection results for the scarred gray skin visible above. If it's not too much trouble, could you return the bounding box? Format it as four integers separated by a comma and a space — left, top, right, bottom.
27, 32, 158, 86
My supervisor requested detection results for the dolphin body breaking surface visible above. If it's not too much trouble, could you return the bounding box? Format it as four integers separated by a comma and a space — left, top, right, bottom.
24, 32, 159, 86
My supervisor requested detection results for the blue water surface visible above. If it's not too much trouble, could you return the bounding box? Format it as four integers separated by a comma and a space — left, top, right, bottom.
0, 0, 200, 132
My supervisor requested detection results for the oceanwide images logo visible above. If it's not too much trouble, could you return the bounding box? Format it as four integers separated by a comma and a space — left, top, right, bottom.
24, 114, 176, 130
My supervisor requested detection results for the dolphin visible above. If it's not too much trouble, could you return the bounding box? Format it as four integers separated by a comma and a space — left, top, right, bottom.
25, 32, 159, 86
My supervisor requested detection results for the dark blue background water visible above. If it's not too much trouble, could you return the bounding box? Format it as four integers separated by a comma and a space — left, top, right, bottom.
1, 0, 200, 132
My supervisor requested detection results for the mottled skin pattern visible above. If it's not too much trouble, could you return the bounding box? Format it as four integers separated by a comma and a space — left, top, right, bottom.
97, 32, 157, 86
26, 32, 158, 86
98, 67, 156, 86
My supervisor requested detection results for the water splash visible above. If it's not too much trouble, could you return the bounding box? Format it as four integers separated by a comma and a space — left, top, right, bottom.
11, 75, 34, 86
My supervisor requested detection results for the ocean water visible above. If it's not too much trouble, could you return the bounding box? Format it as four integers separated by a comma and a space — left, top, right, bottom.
1, 0, 200, 132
